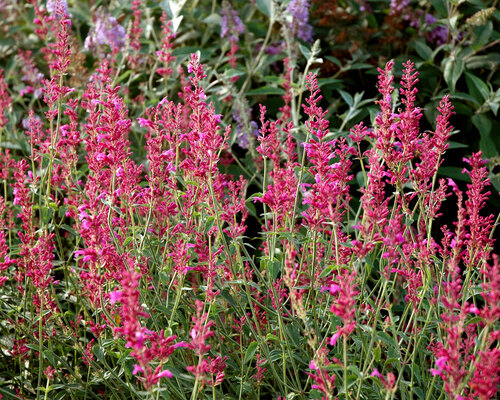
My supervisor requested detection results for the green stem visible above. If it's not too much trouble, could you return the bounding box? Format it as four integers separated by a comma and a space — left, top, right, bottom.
238, 14, 274, 96
355, 279, 389, 399
36, 293, 44, 400
343, 335, 349, 400
43, 375, 51, 400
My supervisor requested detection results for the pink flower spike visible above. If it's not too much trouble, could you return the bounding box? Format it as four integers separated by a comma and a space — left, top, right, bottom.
132, 364, 144, 375
109, 290, 122, 304
468, 306, 479, 314
321, 284, 341, 294
44, 365, 55, 380
329, 331, 342, 346
371, 368, 383, 379
435, 356, 447, 369
371, 368, 396, 391
447, 178, 458, 191
156, 369, 173, 379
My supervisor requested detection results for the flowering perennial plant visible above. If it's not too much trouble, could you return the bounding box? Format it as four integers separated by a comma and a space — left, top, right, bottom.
0, 2, 498, 400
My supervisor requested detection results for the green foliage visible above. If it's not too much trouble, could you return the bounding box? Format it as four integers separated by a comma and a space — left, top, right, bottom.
0, 1, 498, 399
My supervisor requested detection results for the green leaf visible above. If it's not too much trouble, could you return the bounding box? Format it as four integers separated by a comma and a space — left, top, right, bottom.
366, 12, 378, 28
244, 341, 258, 364
248, 86, 285, 95
246, 201, 257, 218
339, 90, 353, 107
270, 259, 281, 280
474, 21, 493, 47
384, 357, 400, 366
325, 56, 342, 67
448, 141, 468, 149
443, 57, 464, 91
360, 324, 373, 333
221, 288, 238, 308
203, 13, 221, 25
247, 192, 263, 202
61, 224, 78, 236
414, 387, 425, 400
246, 193, 261, 219
171, 15, 183, 33
0, 141, 22, 150
472, 114, 496, 158
487, 93, 500, 115
466, 316, 483, 326
466, 53, 500, 70
348, 63, 373, 70
171, 46, 210, 59
204, 216, 215, 235
448, 92, 480, 105
430, 0, 447, 16
122, 236, 134, 247
58, 205, 68, 218
348, 365, 362, 378
318, 78, 342, 88
93, 345, 104, 363
155, 304, 171, 316
266, 333, 279, 342
319, 264, 337, 279
414, 363, 422, 385
438, 167, 471, 183
376, 331, 396, 347
355, 170, 364, 188
44, 349, 56, 366
256, 0, 273, 18
413, 39, 433, 61
299, 43, 311, 60
285, 323, 302, 347
263, 75, 282, 84
489, 174, 500, 194
465, 72, 490, 102
269, 349, 282, 362
116, 70, 133, 83
41, 206, 55, 225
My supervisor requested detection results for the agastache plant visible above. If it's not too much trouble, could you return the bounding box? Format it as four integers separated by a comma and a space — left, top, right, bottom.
127, 0, 143, 69
0, 69, 10, 128
0, 3, 498, 395
111, 268, 183, 390
156, 12, 176, 79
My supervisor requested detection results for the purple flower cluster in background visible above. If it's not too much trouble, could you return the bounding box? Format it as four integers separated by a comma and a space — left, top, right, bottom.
46, 0, 68, 16
388, 0, 450, 46
84, 9, 126, 54
17, 50, 44, 99
424, 14, 449, 46
230, 94, 259, 149
408, 12, 450, 46
286, 0, 313, 42
389, 0, 410, 16
265, 42, 285, 55
220, 2, 245, 42
233, 106, 259, 150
